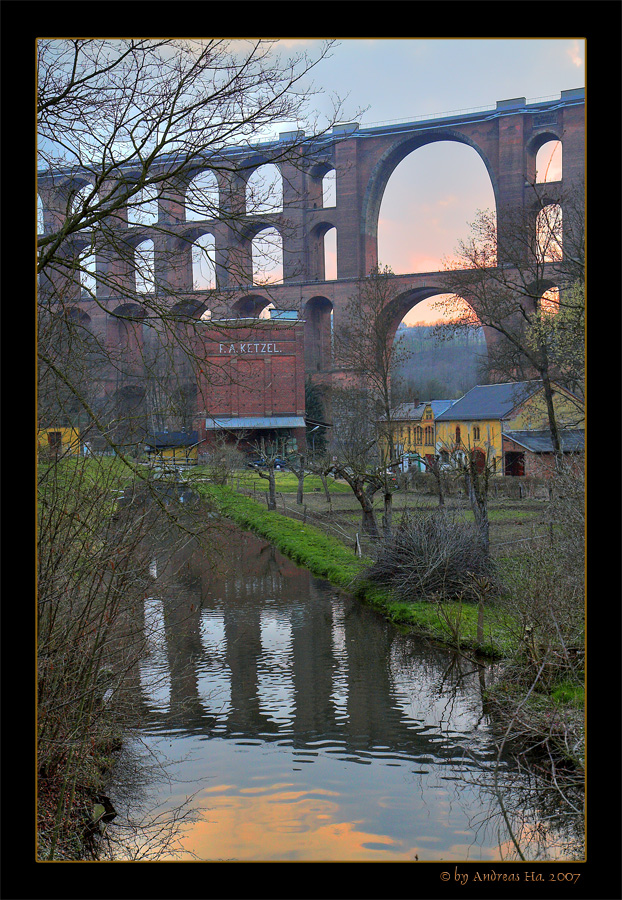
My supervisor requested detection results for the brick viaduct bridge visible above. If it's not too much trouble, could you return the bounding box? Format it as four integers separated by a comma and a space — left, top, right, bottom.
38, 88, 584, 401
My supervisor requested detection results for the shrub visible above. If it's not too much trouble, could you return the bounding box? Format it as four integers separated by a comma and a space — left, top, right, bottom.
363, 511, 493, 603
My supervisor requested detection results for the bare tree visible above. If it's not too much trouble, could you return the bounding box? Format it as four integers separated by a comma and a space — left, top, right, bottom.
248, 436, 288, 511
283, 451, 307, 505
334, 265, 412, 534
436, 182, 584, 468
329, 387, 384, 539
436, 433, 495, 556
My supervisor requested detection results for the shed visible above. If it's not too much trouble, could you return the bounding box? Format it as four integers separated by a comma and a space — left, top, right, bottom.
144, 431, 202, 466
502, 429, 584, 477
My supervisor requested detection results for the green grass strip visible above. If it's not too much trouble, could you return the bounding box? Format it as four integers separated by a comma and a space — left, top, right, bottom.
197, 482, 368, 589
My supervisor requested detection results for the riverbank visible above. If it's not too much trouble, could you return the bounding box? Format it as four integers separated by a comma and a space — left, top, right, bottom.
196, 481, 516, 659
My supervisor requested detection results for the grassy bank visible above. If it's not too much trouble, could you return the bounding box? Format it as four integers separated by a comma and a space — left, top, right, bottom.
197, 481, 518, 658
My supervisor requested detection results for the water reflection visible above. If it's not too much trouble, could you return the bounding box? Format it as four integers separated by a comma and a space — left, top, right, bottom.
112, 521, 582, 862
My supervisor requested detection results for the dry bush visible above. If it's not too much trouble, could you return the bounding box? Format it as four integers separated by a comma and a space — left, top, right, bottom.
363, 511, 493, 602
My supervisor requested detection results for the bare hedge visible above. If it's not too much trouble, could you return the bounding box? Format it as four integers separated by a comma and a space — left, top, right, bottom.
363, 511, 493, 602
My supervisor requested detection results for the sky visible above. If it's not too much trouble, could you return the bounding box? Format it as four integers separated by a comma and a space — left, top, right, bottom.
273, 38, 585, 323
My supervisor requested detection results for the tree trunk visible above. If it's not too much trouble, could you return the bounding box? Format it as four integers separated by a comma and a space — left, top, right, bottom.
266, 468, 277, 510
464, 463, 490, 555
320, 473, 331, 504
540, 368, 564, 471
383, 489, 393, 538
296, 455, 306, 505
361, 504, 379, 538
351, 483, 379, 538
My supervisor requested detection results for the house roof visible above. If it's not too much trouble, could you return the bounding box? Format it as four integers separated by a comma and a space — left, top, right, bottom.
391, 402, 423, 422
391, 399, 457, 422
145, 431, 200, 449
427, 399, 458, 418
435, 381, 542, 422
503, 429, 584, 453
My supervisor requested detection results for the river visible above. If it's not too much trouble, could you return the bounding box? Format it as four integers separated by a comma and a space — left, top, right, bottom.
107, 516, 583, 863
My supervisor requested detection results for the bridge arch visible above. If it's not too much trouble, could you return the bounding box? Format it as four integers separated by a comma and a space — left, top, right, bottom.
231, 292, 273, 318
308, 220, 338, 281
128, 184, 158, 227
37, 193, 44, 235
362, 129, 499, 270
134, 238, 155, 293
251, 225, 283, 285
377, 284, 492, 364
192, 232, 216, 290
525, 131, 563, 184
186, 169, 219, 222
303, 295, 333, 372
169, 297, 210, 321
246, 162, 283, 216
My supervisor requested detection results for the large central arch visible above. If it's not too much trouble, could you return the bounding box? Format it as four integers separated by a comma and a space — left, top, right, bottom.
362, 129, 499, 260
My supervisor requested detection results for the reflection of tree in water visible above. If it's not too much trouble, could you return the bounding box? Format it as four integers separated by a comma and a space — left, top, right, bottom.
390, 638, 583, 861
459, 752, 585, 861
91, 735, 206, 861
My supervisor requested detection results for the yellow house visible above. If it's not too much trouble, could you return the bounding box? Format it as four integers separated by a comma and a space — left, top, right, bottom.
435, 380, 584, 475
38, 426, 81, 456
385, 399, 457, 471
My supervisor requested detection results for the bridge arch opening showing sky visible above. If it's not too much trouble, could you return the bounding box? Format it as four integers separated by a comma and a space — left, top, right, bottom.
377, 140, 495, 324
186, 170, 219, 221
251, 226, 283, 285
535, 140, 562, 183
246, 163, 283, 216
389, 288, 487, 402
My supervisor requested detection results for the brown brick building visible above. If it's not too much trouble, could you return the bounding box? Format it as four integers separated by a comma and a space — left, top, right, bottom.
192, 315, 307, 454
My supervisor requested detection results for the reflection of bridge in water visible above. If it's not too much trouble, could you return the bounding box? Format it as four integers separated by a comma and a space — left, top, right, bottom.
130, 527, 496, 770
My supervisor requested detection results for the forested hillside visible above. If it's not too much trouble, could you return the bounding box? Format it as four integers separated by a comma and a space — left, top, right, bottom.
391, 323, 487, 403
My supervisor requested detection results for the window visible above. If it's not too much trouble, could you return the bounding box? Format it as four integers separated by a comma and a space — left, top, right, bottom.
424, 426, 433, 444
415, 426, 423, 445
473, 425, 480, 441
455, 425, 461, 444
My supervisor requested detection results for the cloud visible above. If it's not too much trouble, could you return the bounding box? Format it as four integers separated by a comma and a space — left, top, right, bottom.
567, 40, 584, 68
